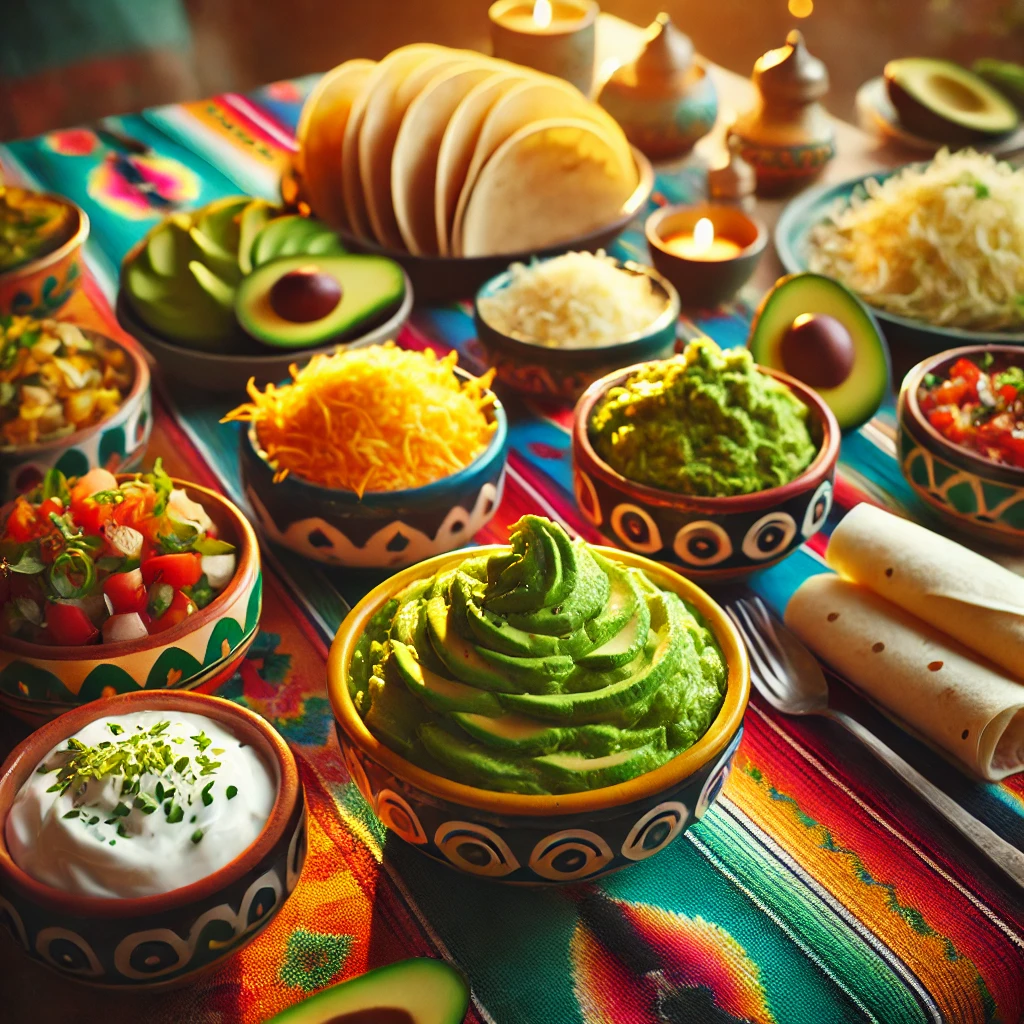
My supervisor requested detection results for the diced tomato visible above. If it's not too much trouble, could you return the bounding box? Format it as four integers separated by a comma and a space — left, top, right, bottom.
74, 499, 114, 536
35, 497, 63, 524
148, 590, 196, 633
141, 553, 202, 589
47, 602, 100, 646
1000, 384, 1019, 404
4, 498, 39, 543
103, 568, 147, 614
949, 358, 983, 385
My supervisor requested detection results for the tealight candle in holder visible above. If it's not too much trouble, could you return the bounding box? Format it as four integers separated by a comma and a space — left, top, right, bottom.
645, 202, 767, 307
489, 0, 599, 95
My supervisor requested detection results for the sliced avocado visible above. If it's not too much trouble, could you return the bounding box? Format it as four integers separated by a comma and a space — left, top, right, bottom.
474, 647, 576, 694
195, 195, 248, 255
144, 215, 194, 277
885, 58, 1019, 143
425, 597, 522, 693
391, 640, 502, 715
583, 559, 640, 650
189, 260, 237, 311
486, 515, 568, 613
189, 226, 242, 284
748, 272, 890, 431
235, 253, 405, 350
238, 199, 276, 275
264, 957, 469, 1024
419, 723, 546, 793
579, 588, 651, 670
973, 58, 1024, 112
535, 745, 667, 791
249, 213, 345, 269
452, 711, 564, 753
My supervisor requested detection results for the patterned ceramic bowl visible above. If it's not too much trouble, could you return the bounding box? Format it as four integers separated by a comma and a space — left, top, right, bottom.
0, 477, 261, 725
0, 195, 88, 319
898, 345, 1024, 547
473, 259, 680, 402
0, 690, 306, 989
239, 368, 508, 568
571, 360, 840, 583
0, 328, 152, 501
327, 547, 749, 885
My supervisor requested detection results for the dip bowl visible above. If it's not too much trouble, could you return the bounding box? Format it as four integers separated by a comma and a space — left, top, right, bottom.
327, 547, 749, 885
0, 327, 152, 502
0, 476, 261, 725
473, 258, 681, 403
240, 367, 508, 569
0, 690, 306, 989
898, 345, 1024, 548
571, 358, 840, 582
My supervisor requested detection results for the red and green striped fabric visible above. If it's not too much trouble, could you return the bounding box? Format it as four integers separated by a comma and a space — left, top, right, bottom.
1, 74, 1022, 1024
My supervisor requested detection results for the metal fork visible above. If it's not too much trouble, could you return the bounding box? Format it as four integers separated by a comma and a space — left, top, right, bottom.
722, 591, 1024, 888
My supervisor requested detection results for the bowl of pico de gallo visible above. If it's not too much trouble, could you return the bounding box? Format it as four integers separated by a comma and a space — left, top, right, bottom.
0, 462, 261, 724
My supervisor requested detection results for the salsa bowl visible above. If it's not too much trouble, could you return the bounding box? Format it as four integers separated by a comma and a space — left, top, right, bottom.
0, 477, 261, 725
571, 360, 840, 582
0, 690, 306, 989
327, 546, 749, 885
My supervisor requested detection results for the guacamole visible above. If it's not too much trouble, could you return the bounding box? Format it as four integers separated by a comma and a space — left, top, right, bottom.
0, 187, 73, 274
349, 516, 727, 795
589, 338, 818, 497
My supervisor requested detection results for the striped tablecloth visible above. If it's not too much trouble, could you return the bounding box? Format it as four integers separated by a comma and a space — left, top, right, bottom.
1, 76, 1022, 1024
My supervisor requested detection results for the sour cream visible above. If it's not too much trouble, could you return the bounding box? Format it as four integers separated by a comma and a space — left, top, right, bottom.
6, 710, 277, 899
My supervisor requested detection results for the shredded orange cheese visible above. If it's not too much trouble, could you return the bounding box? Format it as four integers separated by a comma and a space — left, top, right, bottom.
222, 342, 497, 497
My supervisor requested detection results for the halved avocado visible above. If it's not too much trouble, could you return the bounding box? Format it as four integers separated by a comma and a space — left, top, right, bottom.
265, 958, 469, 1024
885, 58, 1019, 143
235, 254, 405, 349
748, 272, 890, 431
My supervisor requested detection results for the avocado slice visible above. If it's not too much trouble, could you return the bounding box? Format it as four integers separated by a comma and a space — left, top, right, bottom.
425, 597, 522, 693
391, 640, 502, 715
238, 199, 276, 275
885, 58, 1019, 143
419, 723, 546, 793
264, 957, 469, 1024
475, 647, 576, 693
195, 195, 249, 254
578, 586, 651, 670
535, 745, 668, 791
452, 711, 564, 753
748, 272, 890, 431
973, 59, 1024, 112
235, 253, 405, 350
249, 213, 345, 269
485, 514, 574, 613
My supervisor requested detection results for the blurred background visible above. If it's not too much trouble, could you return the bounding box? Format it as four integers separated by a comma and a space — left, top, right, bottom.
2, 0, 1023, 139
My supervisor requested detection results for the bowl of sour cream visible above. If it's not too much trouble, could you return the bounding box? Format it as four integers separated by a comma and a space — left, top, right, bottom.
0, 690, 306, 988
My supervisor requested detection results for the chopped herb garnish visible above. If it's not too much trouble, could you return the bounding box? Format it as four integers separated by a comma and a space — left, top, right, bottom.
107, 722, 124, 736
87, 815, 99, 826
191, 731, 212, 753
201, 781, 215, 806
174, 755, 190, 774
166, 801, 184, 824
196, 754, 221, 776
191, 829, 204, 844
226, 785, 238, 800
62, 809, 80, 820
111, 801, 131, 817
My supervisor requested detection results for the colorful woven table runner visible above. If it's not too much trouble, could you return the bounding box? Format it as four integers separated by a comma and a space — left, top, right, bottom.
1, 76, 1022, 1024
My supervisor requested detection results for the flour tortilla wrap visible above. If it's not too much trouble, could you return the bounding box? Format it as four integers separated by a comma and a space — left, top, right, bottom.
785, 574, 1024, 780
826, 503, 1024, 681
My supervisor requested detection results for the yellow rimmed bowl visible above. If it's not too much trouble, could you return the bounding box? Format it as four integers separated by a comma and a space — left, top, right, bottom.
326, 547, 749, 885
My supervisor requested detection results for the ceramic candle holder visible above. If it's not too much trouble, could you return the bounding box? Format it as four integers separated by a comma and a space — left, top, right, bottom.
645, 202, 767, 307
489, 0, 598, 95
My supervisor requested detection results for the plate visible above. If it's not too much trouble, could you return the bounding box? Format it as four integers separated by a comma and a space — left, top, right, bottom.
115, 268, 414, 394
775, 167, 1024, 348
855, 76, 1024, 156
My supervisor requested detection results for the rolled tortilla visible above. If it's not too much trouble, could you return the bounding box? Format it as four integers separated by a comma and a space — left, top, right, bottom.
826, 503, 1024, 681
785, 574, 1024, 780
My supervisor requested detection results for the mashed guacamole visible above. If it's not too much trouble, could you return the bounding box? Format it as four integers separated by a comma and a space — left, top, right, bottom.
589, 338, 818, 497
349, 516, 727, 795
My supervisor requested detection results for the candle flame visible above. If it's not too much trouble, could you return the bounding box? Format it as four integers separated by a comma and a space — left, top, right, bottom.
533, 0, 553, 28
788, 0, 813, 17
693, 217, 715, 253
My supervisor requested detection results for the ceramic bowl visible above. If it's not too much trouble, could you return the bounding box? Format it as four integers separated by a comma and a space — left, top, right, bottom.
571, 360, 840, 582
473, 258, 680, 402
898, 345, 1024, 547
327, 546, 749, 884
0, 195, 88, 319
0, 477, 261, 725
0, 328, 152, 501
0, 690, 306, 988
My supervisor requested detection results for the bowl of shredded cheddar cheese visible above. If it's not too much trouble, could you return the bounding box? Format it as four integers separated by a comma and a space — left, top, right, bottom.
228, 342, 508, 568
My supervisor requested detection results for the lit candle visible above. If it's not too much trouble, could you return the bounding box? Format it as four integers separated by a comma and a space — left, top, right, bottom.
489, 0, 598, 95
661, 217, 743, 261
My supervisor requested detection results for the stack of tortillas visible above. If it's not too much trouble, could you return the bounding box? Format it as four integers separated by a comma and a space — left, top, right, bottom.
294, 44, 638, 259
785, 503, 1024, 781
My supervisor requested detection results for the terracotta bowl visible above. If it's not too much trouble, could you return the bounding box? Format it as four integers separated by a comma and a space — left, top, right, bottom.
0, 477, 261, 725
0, 690, 306, 988
240, 368, 508, 568
571, 360, 840, 582
327, 546, 749, 885
0, 328, 152, 501
473, 258, 680, 403
899, 345, 1024, 548
0, 195, 88, 319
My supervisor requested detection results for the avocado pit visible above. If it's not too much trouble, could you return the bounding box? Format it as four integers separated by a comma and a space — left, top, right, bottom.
779, 313, 855, 389
270, 265, 342, 323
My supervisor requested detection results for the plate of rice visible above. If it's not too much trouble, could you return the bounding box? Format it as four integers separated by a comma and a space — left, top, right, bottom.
776, 149, 1024, 345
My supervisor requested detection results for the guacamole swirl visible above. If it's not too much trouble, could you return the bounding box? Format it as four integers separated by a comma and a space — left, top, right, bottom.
589, 338, 817, 497
349, 516, 727, 795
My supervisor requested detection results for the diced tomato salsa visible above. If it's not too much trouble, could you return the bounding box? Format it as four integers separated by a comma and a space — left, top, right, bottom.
0, 462, 237, 646
918, 355, 1024, 469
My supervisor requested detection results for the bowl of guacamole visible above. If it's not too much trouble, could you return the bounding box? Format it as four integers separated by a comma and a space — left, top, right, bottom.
327, 515, 749, 884
572, 338, 840, 581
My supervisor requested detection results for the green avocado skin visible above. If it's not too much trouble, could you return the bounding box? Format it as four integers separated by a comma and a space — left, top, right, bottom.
351, 516, 727, 795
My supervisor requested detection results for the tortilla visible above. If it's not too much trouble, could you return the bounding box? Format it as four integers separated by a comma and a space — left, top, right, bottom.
296, 59, 375, 231
451, 79, 636, 257
785, 574, 1024, 781
459, 118, 636, 258
826, 503, 1024, 681
392, 63, 496, 255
